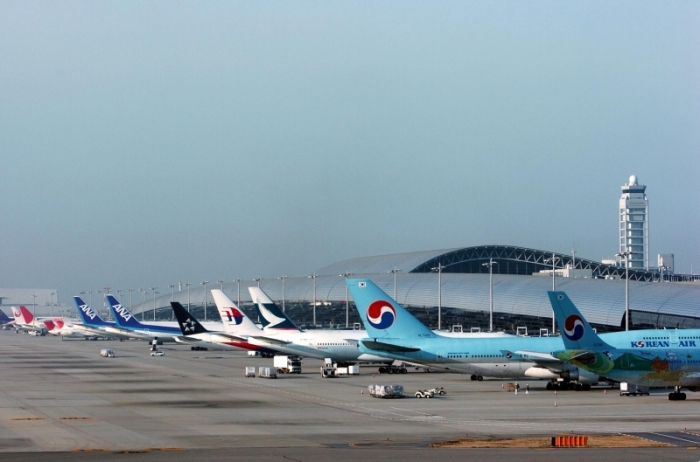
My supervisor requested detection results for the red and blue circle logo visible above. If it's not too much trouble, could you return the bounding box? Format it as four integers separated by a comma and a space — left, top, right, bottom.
226, 308, 244, 325
366, 300, 396, 330
563, 314, 585, 341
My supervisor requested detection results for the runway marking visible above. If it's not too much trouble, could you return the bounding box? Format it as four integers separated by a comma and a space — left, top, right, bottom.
648, 432, 700, 446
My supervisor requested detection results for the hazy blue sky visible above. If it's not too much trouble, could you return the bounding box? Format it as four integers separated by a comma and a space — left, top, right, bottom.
2, 1, 698, 303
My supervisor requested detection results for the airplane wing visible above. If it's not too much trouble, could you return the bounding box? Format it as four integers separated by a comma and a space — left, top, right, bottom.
361, 339, 421, 353
510, 350, 563, 363
249, 336, 292, 347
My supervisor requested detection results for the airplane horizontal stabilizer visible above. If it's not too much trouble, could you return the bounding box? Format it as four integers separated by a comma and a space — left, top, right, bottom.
361, 339, 421, 353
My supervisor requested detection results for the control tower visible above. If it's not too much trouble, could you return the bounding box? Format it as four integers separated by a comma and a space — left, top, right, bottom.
619, 175, 649, 269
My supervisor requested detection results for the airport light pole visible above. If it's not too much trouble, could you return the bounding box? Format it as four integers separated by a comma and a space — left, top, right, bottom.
218, 280, 225, 291
50, 292, 55, 318
233, 278, 241, 307
339, 272, 353, 328
88, 291, 93, 309
32, 294, 37, 320
482, 259, 497, 332
544, 254, 559, 334
308, 273, 318, 326
168, 285, 176, 320
201, 281, 209, 321
431, 264, 445, 330
616, 250, 634, 331
140, 289, 147, 320
151, 287, 158, 321
659, 265, 668, 283
389, 267, 401, 301
128, 289, 134, 310
185, 283, 191, 312
254, 277, 261, 288
278, 276, 288, 312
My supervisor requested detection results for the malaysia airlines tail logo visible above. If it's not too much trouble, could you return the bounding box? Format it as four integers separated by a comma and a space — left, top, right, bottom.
563, 314, 585, 341
225, 308, 244, 325
366, 300, 396, 330
80, 304, 97, 320
113, 304, 132, 322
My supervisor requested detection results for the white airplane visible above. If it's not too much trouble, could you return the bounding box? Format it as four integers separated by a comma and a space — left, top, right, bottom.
169, 299, 279, 356
11, 306, 50, 334
236, 287, 390, 365
105, 294, 224, 343
43, 317, 94, 339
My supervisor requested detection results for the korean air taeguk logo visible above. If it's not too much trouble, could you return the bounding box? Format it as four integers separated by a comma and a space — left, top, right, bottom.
366, 300, 396, 329
226, 308, 244, 325
563, 314, 585, 341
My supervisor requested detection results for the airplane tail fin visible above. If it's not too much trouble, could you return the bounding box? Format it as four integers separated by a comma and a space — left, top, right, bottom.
171, 302, 209, 335
73, 296, 109, 326
548, 291, 612, 350
11, 307, 25, 325
0, 308, 11, 324
105, 294, 143, 328
346, 278, 435, 339
248, 287, 301, 331
19, 306, 34, 324
210, 289, 260, 334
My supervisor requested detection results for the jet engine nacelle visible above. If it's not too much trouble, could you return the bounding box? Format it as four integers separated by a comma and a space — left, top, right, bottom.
560, 368, 600, 384
524, 367, 559, 380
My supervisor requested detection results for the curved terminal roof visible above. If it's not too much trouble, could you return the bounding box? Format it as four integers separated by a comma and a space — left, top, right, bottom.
127, 246, 699, 328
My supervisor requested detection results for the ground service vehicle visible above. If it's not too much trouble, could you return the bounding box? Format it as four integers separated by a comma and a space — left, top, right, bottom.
368, 384, 404, 398
100, 349, 115, 358
414, 389, 434, 398
274, 355, 302, 374
620, 383, 650, 396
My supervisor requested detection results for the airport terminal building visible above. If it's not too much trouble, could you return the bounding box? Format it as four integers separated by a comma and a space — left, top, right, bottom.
128, 245, 700, 335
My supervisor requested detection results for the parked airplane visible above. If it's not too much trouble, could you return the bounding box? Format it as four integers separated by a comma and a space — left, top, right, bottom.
548, 291, 700, 401
72, 296, 135, 340
346, 278, 700, 388
242, 287, 393, 365
170, 301, 278, 355
42, 317, 90, 339
0, 309, 15, 329
105, 294, 183, 342
11, 306, 49, 334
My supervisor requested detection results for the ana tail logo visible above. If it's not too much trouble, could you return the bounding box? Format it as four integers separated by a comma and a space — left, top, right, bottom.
563, 314, 585, 341
225, 308, 244, 325
79, 304, 97, 320
366, 300, 396, 330
113, 304, 132, 322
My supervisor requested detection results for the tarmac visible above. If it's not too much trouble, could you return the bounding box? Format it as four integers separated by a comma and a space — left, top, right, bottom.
1, 330, 699, 461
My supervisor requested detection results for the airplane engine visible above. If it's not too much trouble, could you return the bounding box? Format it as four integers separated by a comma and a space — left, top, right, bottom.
524, 367, 559, 380
560, 368, 599, 384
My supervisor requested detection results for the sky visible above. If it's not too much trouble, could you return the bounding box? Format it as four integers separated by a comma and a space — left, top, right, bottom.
1, 1, 698, 304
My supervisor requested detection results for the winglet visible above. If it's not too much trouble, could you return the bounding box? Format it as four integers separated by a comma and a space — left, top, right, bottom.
171, 302, 209, 335
346, 278, 435, 339
548, 291, 612, 350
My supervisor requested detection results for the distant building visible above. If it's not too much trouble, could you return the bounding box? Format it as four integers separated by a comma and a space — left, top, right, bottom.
619, 175, 649, 269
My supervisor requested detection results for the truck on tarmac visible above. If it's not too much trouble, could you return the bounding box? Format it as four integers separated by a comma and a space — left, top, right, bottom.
274, 355, 302, 374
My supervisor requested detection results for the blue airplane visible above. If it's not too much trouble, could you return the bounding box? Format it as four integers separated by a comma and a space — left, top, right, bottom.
72, 296, 134, 339
0, 308, 14, 329
346, 278, 700, 388
549, 291, 700, 401
106, 294, 182, 343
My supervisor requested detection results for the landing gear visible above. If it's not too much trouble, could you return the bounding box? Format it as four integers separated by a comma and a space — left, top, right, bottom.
669, 386, 687, 401
470, 374, 484, 381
